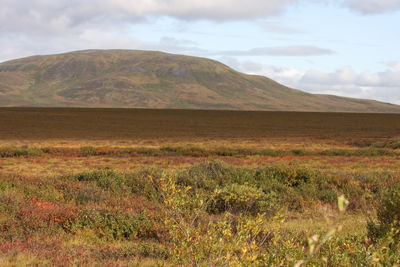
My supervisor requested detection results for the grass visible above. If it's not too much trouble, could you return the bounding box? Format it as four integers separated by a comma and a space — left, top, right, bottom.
1, 145, 400, 159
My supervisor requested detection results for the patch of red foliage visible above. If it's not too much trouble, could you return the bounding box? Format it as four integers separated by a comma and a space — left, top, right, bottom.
18, 198, 78, 231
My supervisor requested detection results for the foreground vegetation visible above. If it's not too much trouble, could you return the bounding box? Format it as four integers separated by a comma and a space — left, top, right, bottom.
1, 154, 399, 265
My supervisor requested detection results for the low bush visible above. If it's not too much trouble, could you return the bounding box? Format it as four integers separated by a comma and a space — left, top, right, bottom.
0, 191, 22, 238
177, 160, 233, 190
255, 165, 319, 187
207, 183, 280, 216
125, 168, 163, 201
79, 146, 98, 156
387, 138, 400, 149
61, 182, 107, 204
72, 170, 126, 193
0, 147, 44, 157
64, 209, 155, 240
368, 182, 400, 241
16, 199, 77, 235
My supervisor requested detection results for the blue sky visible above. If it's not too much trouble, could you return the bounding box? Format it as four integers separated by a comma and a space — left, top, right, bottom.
1, 0, 399, 103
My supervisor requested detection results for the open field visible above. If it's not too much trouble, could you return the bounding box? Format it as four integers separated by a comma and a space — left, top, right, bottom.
1, 108, 400, 266
1, 107, 400, 141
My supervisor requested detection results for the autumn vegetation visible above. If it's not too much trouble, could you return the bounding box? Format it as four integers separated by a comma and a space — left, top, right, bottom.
0, 108, 400, 266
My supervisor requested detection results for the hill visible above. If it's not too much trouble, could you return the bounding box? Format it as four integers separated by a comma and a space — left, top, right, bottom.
0, 49, 399, 112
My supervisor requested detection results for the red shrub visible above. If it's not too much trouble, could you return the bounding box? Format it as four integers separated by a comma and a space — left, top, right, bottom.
17, 199, 78, 233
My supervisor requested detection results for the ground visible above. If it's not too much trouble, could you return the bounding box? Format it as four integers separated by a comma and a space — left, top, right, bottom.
0, 108, 399, 266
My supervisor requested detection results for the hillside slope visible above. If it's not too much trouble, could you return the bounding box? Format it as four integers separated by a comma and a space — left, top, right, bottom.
0, 49, 399, 112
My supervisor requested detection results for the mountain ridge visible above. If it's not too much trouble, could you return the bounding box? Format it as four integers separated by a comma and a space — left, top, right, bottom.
0, 49, 399, 113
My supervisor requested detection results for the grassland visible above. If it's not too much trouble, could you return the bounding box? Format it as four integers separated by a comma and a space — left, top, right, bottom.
0, 108, 400, 266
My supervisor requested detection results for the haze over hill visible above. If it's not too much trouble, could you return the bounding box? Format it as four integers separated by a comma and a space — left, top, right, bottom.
0, 49, 399, 113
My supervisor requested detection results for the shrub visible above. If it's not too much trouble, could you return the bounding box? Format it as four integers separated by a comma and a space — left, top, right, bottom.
19, 184, 64, 203
72, 170, 126, 192
255, 165, 319, 187
161, 177, 272, 266
16, 199, 77, 235
320, 149, 350, 156
207, 183, 280, 216
64, 209, 155, 240
62, 183, 107, 204
123, 147, 161, 156
0, 147, 44, 157
125, 168, 163, 201
177, 161, 233, 190
0, 181, 12, 192
368, 182, 400, 241
79, 146, 98, 156
387, 138, 400, 149
296, 181, 338, 205
0, 191, 23, 233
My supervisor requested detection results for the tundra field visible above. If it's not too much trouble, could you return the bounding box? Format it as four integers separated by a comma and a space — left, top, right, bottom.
1, 108, 400, 266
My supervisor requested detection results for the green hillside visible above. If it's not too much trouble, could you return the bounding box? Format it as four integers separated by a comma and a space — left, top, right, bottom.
0, 49, 399, 112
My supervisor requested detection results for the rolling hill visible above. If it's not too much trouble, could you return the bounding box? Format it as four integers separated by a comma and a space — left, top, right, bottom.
0, 49, 399, 113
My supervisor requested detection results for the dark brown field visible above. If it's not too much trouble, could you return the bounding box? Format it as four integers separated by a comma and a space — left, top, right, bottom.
1, 107, 400, 141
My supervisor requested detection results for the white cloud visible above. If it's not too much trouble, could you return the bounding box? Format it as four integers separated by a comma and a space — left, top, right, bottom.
215, 46, 334, 57
226, 59, 400, 104
0, 0, 298, 35
344, 0, 400, 14
263, 22, 305, 34
1, 0, 398, 39
0, 0, 303, 61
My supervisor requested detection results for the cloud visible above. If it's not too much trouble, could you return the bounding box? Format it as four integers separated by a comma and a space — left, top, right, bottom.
343, 0, 400, 14
1, 0, 398, 40
263, 22, 305, 34
0, 0, 302, 61
0, 0, 299, 35
215, 46, 334, 57
0, 33, 207, 63
224, 59, 400, 104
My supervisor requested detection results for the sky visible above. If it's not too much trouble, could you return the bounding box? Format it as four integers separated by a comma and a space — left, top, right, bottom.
1, 0, 400, 104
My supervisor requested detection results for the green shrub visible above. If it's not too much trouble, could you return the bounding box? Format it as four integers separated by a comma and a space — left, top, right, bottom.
320, 149, 349, 156
0, 181, 12, 192
125, 168, 164, 201
352, 148, 395, 156
177, 161, 233, 190
387, 138, 400, 149
255, 165, 319, 187
72, 170, 126, 192
0, 147, 44, 157
368, 182, 400, 241
207, 183, 280, 216
79, 146, 98, 156
14, 183, 63, 203
123, 147, 161, 156
64, 209, 155, 240
295, 178, 338, 204
291, 149, 306, 156
0, 190, 22, 215
62, 183, 107, 204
